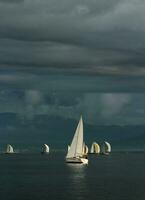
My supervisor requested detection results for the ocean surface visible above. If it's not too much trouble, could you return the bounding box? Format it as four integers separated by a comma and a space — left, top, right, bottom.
0, 152, 145, 200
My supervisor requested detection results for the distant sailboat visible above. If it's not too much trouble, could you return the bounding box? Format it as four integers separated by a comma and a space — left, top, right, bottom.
90, 142, 100, 154
65, 116, 88, 164
41, 144, 49, 154
102, 141, 111, 155
6, 144, 14, 154
67, 145, 70, 153
82, 143, 89, 155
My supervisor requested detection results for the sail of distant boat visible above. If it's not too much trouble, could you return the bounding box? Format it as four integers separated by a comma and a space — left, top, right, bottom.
90, 142, 100, 154
67, 145, 70, 153
6, 144, 14, 154
66, 116, 88, 164
82, 143, 89, 155
102, 141, 111, 155
41, 144, 49, 154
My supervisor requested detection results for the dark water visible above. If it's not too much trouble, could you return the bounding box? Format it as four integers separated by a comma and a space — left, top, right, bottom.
0, 152, 145, 200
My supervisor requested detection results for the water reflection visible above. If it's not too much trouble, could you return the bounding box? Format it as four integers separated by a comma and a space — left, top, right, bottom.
66, 164, 88, 200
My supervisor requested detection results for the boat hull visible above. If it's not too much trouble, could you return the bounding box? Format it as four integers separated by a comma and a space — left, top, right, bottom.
41, 152, 49, 154
66, 157, 88, 164
89, 152, 100, 155
101, 152, 110, 155
5, 152, 14, 154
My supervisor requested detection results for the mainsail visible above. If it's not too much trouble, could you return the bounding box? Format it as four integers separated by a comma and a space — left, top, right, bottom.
66, 116, 83, 159
6, 144, 14, 153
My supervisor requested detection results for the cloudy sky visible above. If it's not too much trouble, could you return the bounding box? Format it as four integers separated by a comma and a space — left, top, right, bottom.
0, 0, 145, 125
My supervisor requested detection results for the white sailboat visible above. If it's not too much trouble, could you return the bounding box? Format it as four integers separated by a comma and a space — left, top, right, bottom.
41, 144, 49, 154
65, 116, 88, 164
82, 143, 89, 155
67, 145, 70, 153
6, 144, 14, 154
102, 141, 111, 155
90, 142, 100, 154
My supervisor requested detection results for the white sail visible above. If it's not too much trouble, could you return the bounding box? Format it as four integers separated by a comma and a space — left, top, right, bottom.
67, 145, 70, 153
94, 143, 100, 153
84, 145, 88, 154
82, 143, 88, 154
105, 141, 111, 153
90, 143, 94, 153
6, 144, 14, 153
102, 141, 111, 154
66, 116, 83, 159
90, 142, 100, 154
42, 144, 49, 153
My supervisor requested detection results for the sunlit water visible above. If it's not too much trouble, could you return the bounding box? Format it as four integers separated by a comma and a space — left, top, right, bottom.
0, 152, 145, 200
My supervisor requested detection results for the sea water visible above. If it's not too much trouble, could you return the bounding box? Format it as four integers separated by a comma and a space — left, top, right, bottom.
0, 152, 145, 200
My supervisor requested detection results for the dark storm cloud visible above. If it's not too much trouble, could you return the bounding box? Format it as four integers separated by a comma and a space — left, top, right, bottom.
1, 69, 145, 93
1, 89, 145, 125
0, 0, 145, 74
0, 0, 23, 3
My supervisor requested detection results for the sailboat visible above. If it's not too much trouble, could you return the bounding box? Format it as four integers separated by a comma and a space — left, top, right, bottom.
67, 145, 70, 153
65, 116, 88, 164
82, 143, 89, 155
102, 141, 111, 155
6, 144, 14, 154
41, 144, 49, 154
90, 142, 100, 154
